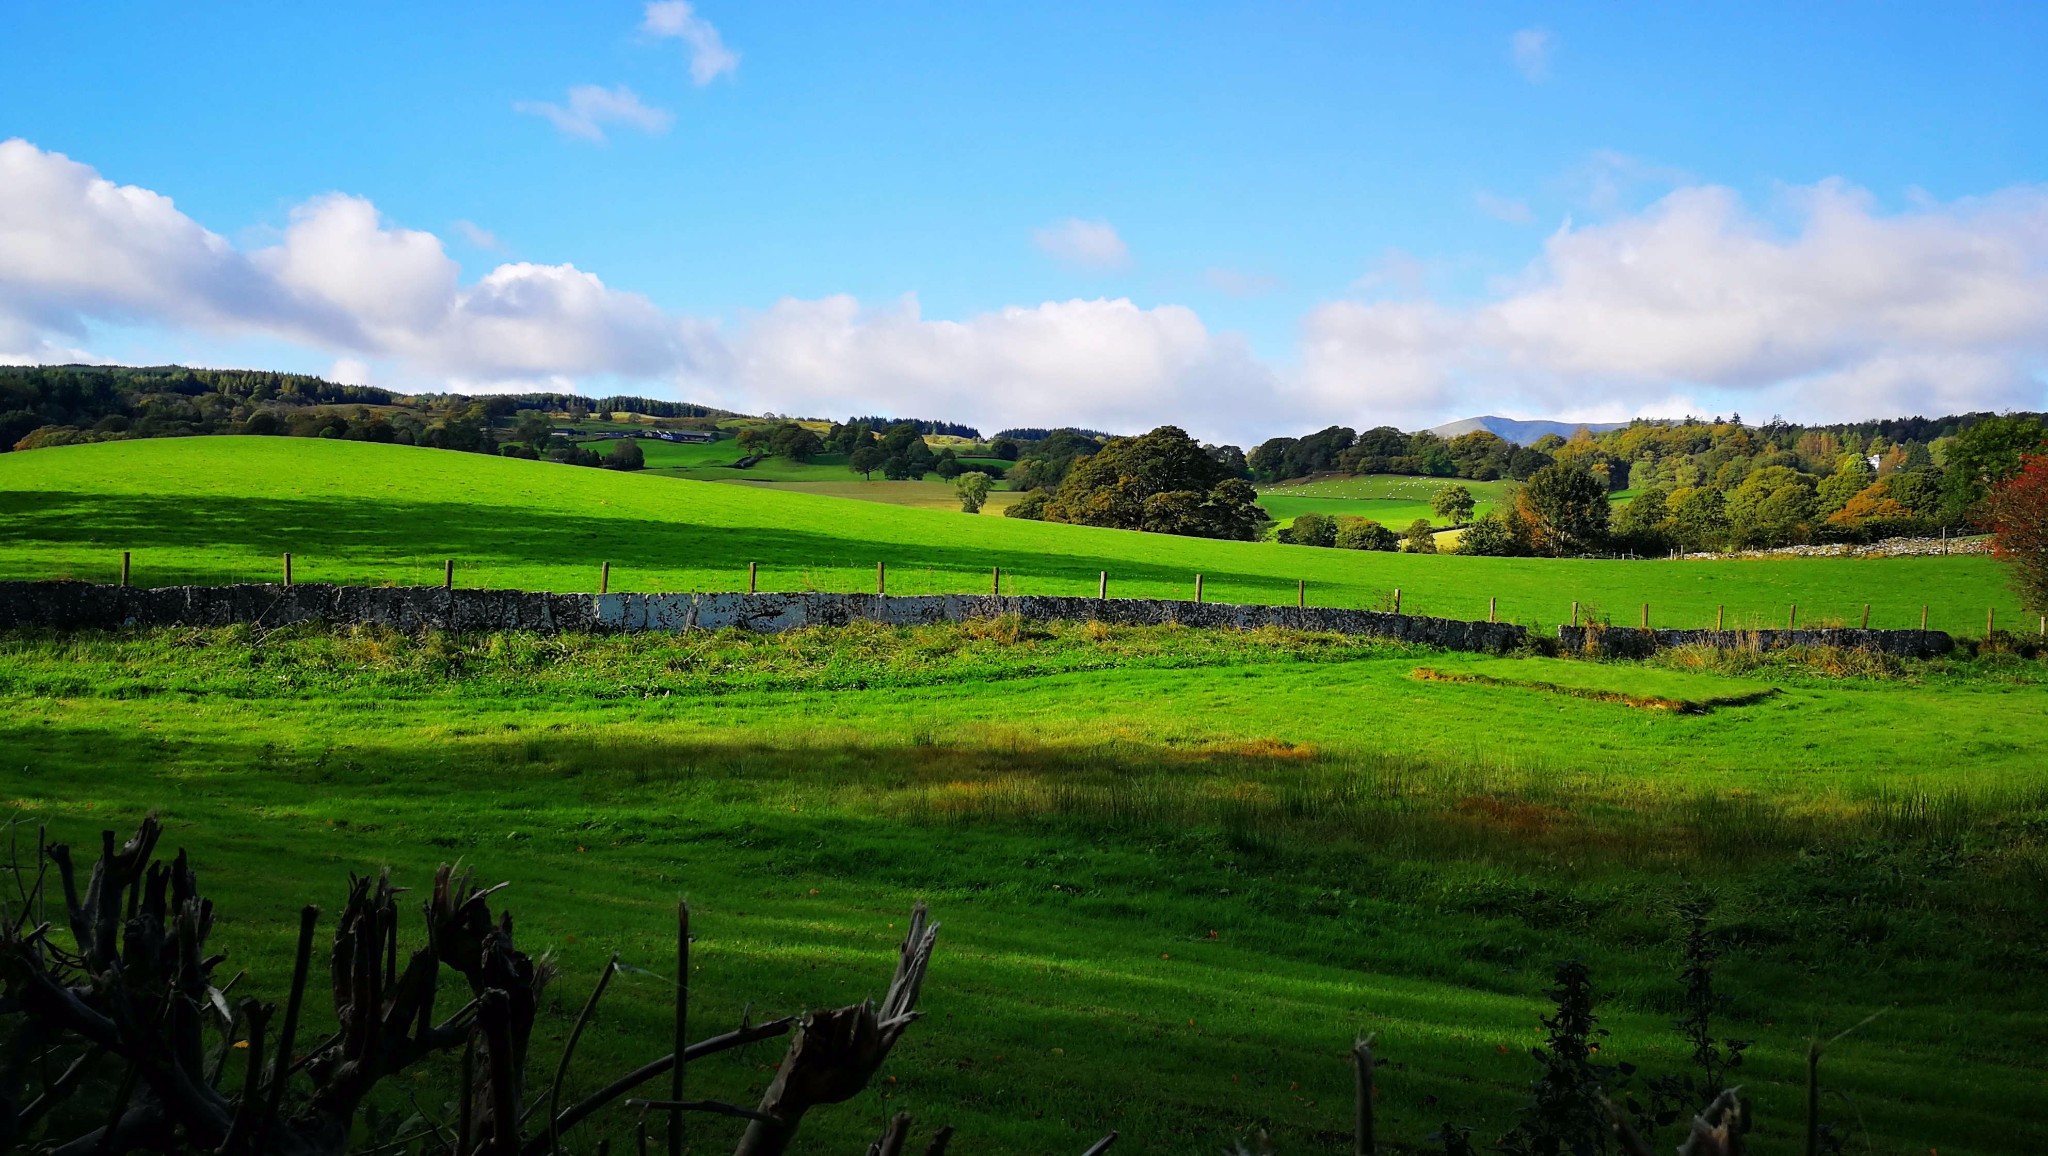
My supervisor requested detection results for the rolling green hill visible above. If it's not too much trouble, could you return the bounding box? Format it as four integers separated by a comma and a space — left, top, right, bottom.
0, 437, 2022, 632
1255, 475, 1517, 531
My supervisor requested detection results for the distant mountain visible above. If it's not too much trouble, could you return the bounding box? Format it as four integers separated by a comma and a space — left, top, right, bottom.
1426, 415, 1633, 445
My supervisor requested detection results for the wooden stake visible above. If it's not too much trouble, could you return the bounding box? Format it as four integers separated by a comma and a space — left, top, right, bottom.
1987, 607, 1995, 637
1392, 588, 1401, 614
1640, 602, 1648, 629
1098, 571, 1108, 600
1571, 600, 1579, 627
1352, 1035, 1376, 1156
671, 901, 689, 1156
1716, 604, 1724, 631
1861, 603, 1870, 629
1788, 603, 1797, 630
283, 552, 293, 587
748, 561, 757, 594
1921, 604, 1929, 631
1194, 574, 1203, 603
1298, 579, 1305, 609
443, 559, 456, 590
991, 566, 1000, 595
119, 551, 130, 588
601, 561, 611, 594
877, 560, 886, 595
1489, 596, 1497, 623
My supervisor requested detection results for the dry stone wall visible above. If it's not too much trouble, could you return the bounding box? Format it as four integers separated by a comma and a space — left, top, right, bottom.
0, 581, 1529, 653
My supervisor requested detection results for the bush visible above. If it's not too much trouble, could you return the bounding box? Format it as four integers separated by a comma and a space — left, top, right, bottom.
1990, 454, 2048, 612
1453, 512, 1521, 556
1335, 518, 1398, 551
603, 438, 645, 470
1403, 518, 1438, 554
1004, 489, 1049, 519
1278, 512, 1338, 547
956, 471, 992, 513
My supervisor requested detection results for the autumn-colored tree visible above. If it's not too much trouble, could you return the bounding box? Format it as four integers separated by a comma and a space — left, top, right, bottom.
1988, 454, 2048, 612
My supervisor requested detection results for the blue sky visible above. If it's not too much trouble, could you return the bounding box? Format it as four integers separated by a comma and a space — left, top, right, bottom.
4, 2, 2046, 440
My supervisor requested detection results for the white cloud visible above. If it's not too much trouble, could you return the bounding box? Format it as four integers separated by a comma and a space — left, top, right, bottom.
642, 1, 739, 86
6, 138, 2046, 442
1475, 191, 1534, 224
1032, 218, 1131, 272
707, 294, 1280, 436
1510, 28, 1552, 83
450, 219, 502, 251
1302, 179, 2048, 424
1203, 268, 1281, 297
328, 357, 372, 386
514, 85, 673, 142
0, 139, 709, 385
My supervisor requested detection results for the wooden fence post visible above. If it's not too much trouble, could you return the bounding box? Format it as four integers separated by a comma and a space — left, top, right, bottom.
119, 551, 130, 588
1921, 604, 1929, 631
1716, 604, 1724, 631
444, 559, 455, 590
1987, 607, 1995, 637
748, 561, 758, 594
1392, 588, 1401, 614
877, 561, 886, 595
1194, 574, 1203, 603
992, 566, 1000, 595
601, 561, 610, 594
1298, 579, 1305, 609
1098, 571, 1107, 600
1640, 603, 1648, 629
1788, 603, 1797, 630
1489, 596, 1497, 623
1861, 603, 1870, 629
672, 900, 689, 1156
283, 552, 293, 587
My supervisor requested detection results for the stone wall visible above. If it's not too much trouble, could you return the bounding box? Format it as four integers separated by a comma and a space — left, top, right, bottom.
1556, 623, 1954, 659
0, 581, 1529, 653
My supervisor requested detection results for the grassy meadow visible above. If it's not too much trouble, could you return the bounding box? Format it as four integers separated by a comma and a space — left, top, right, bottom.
1, 622, 2044, 1153
0, 438, 2026, 634
1255, 475, 1515, 532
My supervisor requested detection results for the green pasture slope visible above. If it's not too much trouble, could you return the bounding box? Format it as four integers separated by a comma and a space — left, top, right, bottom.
1256, 475, 1516, 530
1, 626, 2044, 1153
0, 437, 2022, 632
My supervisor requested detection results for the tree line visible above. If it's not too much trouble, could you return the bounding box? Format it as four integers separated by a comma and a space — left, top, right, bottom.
0, 364, 723, 457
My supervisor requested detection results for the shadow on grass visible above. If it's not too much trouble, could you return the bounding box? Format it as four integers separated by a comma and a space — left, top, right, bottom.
1, 492, 1305, 595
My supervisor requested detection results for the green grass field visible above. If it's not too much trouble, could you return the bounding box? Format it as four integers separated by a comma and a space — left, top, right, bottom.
1255, 475, 1516, 531
0, 438, 2022, 633
2, 623, 2043, 1153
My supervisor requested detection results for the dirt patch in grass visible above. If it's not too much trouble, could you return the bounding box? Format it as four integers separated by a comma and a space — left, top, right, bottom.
1410, 666, 1780, 714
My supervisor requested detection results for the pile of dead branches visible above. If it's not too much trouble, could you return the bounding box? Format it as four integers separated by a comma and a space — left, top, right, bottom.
0, 817, 994, 1156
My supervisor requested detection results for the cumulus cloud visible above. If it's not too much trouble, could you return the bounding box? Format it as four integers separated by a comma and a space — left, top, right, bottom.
1510, 28, 1552, 83
642, 1, 739, 86
0, 139, 708, 384
450, 220, 502, 251
1302, 179, 2048, 424
706, 294, 1281, 436
1032, 218, 1131, 272
0, 140, 1276, 438
514, 85, 672, 142
6, 137, 2046, 442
